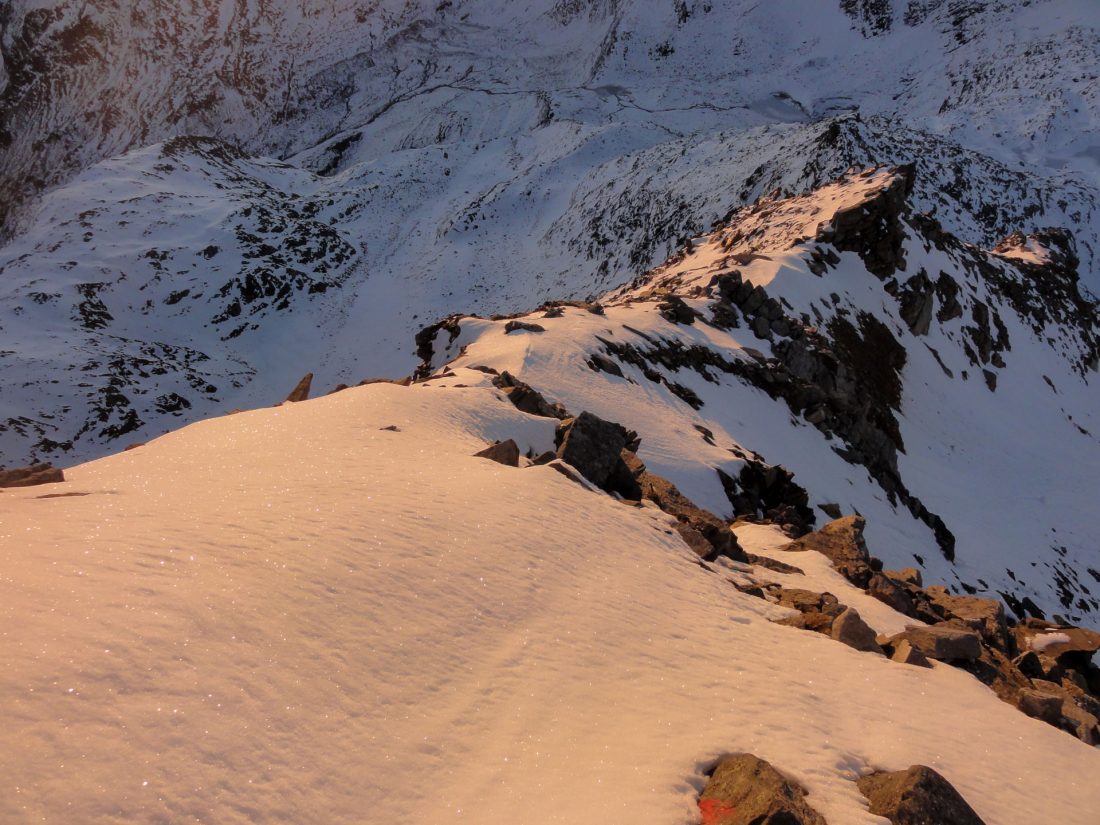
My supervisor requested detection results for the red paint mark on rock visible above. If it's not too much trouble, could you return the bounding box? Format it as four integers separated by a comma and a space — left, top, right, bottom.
699, 797, 736, 824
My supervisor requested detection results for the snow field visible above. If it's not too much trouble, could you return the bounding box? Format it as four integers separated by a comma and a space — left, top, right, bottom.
2, 382, 1099, 823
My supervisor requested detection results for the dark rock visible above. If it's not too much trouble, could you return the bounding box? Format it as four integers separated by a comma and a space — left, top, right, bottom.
776, 588, 831, 612
1012, 651, 1045, 679
924, 587, 1010, 651
658, 295, 696, 324
857, 765, 986, 825
638, 471, 746, 562
0, 463, 65, 488
888, 625, 982, 662
718, 462, 815, 535
492, 372, 569, 419
890, 639, 932, 668
474, 439, 520, 467
285, 372, 313, 402
956, 643, 1033, 703
818, 502, 842, 519
530, 451, 557, 465
327, 383, 350, 395
867, 572, 916, 616
699, 753, 827, 825
752, 315, 772, 339
898, 271, 935, 336
588, 352, 624, 378
504, 320, 545, 334
673, 522, 713, 558
831, 607, 883, 654
1016, 689, 1064, 725
555, 411, 633, 488
816, 164, 914, 279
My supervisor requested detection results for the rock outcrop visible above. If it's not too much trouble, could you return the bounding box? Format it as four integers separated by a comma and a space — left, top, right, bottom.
857, 765, 986, 825
0, 463, 64, 488
699, 753, 827, 825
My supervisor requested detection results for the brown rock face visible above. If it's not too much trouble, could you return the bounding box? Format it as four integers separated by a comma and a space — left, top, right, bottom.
782, 516, 873, 587
492, 372, 570, 419
857, 765, 986, 825
830, 607, 883, 654
890, 639, 932, 668
284, 372, 313, 402
699, 753, 827, 825
555, 411, 633, 488
0, 463, 65, 488
924, 587, 1010, 651
473, 440, 521, 467
887, 625, 982, 663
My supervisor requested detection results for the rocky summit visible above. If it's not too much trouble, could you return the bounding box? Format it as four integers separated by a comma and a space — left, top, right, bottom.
1, 2, 1098, 824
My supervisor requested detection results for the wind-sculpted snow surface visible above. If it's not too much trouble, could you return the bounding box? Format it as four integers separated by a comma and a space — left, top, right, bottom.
3, 378, 1100, 824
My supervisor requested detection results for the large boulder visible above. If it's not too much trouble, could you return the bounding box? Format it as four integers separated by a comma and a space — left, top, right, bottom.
699, 753, 827, 825
887, 625, 982, 663
831, 607, 883, 654
555, 411, 634, 488
782, 516, 873, 587
473, 440, 520, 467
857, 765, 986, 825
924, 587, 1010, 651
867, 572, 917, 616
1014, 619, 1100, 665
0, 463, 65, 488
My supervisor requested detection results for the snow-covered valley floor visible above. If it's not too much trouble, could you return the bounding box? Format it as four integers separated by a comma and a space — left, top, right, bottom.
3, 381, 1098, 824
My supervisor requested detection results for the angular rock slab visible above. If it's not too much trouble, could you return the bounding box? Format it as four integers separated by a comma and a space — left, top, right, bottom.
284, 372, 313, 403
699, 753, 827, 825
831, 607, 884, 654
473, 439, 521, 467
857, 765, 986, 825
888, 625, 982, 662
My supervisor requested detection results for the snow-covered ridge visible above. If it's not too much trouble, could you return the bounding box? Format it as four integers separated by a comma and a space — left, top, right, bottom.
415, 166, 1099, 628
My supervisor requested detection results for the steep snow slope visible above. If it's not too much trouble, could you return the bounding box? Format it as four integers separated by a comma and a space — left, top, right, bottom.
3, 377, 1099, 824
415, 168, 1100, 626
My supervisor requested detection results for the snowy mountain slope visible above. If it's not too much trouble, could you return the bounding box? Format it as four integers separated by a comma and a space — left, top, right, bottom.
2, 0, 1099, 467
3, 376, 1100, 824
3, 113, 1098, 467
414, 167, 1100, 627
3, 0, 1099, 237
